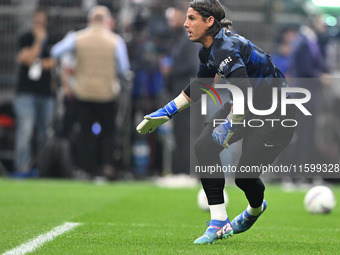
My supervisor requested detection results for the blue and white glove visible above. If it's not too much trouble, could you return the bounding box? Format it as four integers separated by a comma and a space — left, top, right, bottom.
212, 117, 235, 149
136, 101, 178, 135
212, 114, 245, 149
137, 93, 190, 135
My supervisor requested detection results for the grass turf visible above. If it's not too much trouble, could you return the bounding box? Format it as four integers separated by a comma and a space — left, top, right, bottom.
0, 179, 339, 255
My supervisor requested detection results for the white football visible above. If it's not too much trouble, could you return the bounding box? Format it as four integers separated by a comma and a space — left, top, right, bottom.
304, 186, 336, 214
197, 188, 228, 211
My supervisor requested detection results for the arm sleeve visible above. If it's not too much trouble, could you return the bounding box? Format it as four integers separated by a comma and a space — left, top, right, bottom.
51, 32, 76, 59
220, 53, 245, 76
211, 42, 251, 109
211, 42, 246, 77
227, 67, 251, 111
115, 36, 130, 75
183, 62, 215, 102
227, 67, 250, 89
183, 56, 250, 103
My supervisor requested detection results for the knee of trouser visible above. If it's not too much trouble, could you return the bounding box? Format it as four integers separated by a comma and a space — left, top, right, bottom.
194, 136, 205, 158
194, 133, 213, 158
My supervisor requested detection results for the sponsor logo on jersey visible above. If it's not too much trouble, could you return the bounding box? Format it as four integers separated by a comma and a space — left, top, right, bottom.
219, 56, 233, 71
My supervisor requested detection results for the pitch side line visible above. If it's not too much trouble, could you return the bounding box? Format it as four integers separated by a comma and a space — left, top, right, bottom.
3, 222, 81, 255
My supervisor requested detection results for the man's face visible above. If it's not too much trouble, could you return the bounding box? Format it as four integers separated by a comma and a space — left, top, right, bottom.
184, 7, 211, 44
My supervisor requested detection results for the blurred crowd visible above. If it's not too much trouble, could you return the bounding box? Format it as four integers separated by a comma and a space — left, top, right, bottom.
0, 0, 339, 182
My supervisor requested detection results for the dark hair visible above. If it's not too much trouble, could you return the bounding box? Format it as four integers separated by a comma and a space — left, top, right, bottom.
34, 8, 48, 16
189, 0, 232, 36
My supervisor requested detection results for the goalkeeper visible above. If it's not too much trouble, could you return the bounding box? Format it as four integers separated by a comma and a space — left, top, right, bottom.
137, 0, 296, 244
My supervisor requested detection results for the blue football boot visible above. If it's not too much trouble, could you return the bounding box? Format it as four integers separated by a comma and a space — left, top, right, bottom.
231, 200, 267, 234
194, 219, 233, 244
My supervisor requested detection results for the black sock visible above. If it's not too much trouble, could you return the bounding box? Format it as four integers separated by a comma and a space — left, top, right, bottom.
235, 178, 265, 208
201, 178, 225, 205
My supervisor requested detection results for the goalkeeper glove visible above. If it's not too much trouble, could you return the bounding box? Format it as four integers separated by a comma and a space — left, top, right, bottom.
212, 114, 245, 149
137, 93, 190, 135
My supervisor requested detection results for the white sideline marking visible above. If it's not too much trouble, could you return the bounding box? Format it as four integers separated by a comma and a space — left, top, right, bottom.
3, 222, 81, 255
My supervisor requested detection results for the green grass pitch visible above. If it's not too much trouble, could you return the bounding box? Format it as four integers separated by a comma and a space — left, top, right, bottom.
0, 179, 339, 255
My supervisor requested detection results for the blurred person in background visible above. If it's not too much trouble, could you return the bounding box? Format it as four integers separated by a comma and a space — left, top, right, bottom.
272, 25, 298, 78
12, 9, 56, 178
128, 5, 173, 178
289, 14, 330, 166
51, 5, 130, 180
160, 1, 200, 179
